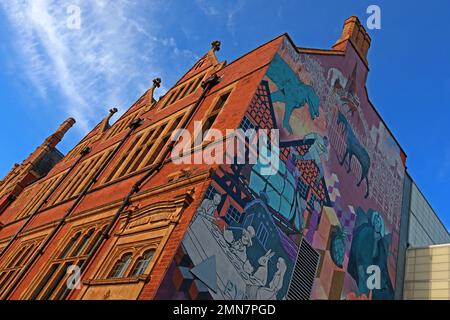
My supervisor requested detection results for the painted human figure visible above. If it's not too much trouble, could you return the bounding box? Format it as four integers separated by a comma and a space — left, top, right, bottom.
372, 212, 384, 258
197, 193, 221, 222
348, 209, 394, 299
256, 257, 287, 300
250, 249, 275, 286
230, 226, 256, 263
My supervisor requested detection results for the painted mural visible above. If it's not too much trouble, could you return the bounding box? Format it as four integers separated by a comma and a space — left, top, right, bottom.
156, 37, 405, 300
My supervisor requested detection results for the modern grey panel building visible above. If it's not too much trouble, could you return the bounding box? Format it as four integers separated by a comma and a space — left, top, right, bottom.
408, 180, 450, 247
395, 173, 450, 300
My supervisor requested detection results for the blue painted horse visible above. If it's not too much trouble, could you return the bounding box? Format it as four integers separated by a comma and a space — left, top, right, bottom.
337, 111, 370, 198
266, 54, 320, 134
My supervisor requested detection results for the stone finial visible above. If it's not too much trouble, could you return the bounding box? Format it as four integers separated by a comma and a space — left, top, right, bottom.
143, 78, 161, 110
152, 78, 161, 88
100, 107, 118, 134
211, 40, 221, 52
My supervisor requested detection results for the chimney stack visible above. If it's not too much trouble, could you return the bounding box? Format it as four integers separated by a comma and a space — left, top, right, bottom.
333, 16, 371, 66
45, 117, 76, 147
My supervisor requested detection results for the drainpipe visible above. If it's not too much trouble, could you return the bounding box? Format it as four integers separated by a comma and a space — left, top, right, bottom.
77, 73, 221, 292
2, 118, 143, 300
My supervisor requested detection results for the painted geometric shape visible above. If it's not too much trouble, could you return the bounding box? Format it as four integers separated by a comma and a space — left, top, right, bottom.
348, 205, 355, 215
322, 206, 340, 227
190, 255, 218, 293
188, 279, 212, 300
173, 266, 194, 291
175, 248, 193, 268
327, 185, 341, 202
325, 172, 340, 187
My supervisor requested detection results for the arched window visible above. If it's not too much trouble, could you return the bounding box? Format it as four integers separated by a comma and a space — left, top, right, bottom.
129, 250, 155, 277
85, 227, 106, 255
14, 244, 35, 268
58, 232, 81, 259
108, 253, 132, 279
30, 226, 105, 300
7, 246, 26, 268
71, 229, 94, 257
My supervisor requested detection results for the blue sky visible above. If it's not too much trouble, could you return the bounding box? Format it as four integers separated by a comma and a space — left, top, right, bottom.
0, 0, 449, 229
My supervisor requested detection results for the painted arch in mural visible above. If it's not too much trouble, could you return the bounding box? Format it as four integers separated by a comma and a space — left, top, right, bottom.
155, 37, 405, 300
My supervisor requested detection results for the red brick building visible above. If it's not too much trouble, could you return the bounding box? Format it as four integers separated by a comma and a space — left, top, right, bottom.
0, 17, 410, 300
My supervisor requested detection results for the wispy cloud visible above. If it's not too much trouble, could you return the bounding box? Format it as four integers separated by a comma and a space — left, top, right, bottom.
195, 0, 220, 16
195, 0, 246, 39
1, 0, 196, 133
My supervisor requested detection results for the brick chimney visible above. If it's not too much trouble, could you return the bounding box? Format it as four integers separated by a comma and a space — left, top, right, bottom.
333, 16, 371, 66
45, 117, 76, 147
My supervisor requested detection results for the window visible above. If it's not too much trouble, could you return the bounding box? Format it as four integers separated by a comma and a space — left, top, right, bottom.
240, 116, 256, 131
30, 226, 104, 300
17, 172, 66, 219
65, 140, 91, 161
180, 81, 195, 99
52, 147, 114, 204
108, 132, 151, 181
189, 76, 204, 94
85, 227, 106, 255
58, 232, 81, 259
143, 115, 183, 167
129, 250, 155, 277
169, 85, 186, 104
30, 264, 58, 300
201, 92, 230, 136
108, 253, 133, 279
205, 185, 219, 200
191, 91, 231, 151
160, 92, 175, 109
0, 241, 40, 298
71, 229, 94, 257
225, 205, 241, 224
105, 125, 166, 182
105, 113, 184, 182
40, 262, 72, 300
256, 224, 269, 248
6, 244, 35, 269
105, 110, 140, 139
160, 74, 205, 109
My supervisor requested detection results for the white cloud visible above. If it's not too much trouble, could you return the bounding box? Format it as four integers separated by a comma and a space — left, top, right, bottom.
1, 0, 195, 133
195, 0, 220, 16
195, 0, 246, 38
